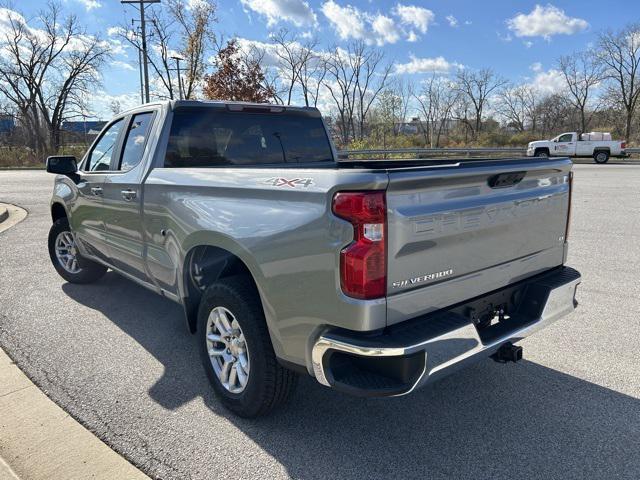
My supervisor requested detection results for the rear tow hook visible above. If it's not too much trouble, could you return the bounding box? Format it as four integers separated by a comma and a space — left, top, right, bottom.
491, 342, 523, 363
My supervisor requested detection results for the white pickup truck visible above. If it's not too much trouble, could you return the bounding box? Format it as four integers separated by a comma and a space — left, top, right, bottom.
527, 132, 627, 163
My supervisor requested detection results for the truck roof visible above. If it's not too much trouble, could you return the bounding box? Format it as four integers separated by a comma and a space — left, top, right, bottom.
118, 99, 321, 117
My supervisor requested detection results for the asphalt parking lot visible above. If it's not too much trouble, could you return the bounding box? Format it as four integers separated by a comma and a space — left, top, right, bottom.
1, 165, 639, 480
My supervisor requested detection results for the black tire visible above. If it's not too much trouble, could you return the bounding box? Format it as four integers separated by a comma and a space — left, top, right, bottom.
535, 149, 549, 158
594, 150, 610, 164
198, 276, 298, 417
48, 218, 107, 283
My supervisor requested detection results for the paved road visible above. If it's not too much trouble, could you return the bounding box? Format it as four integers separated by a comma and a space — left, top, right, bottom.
1, 167, 639, 480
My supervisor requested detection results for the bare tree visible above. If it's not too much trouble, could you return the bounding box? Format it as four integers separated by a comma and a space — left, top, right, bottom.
120, 0, 216, 100
535, 93, 575, 137
323, 45, 357, 144
0, 2, 109, 153
413, 75, 459, 147
455, 68, 507, 138
323, 41, 391, 144
298, 47, 326, 108
353, 42, 392, 141
597, 23, 640, 141
558, 51, 603, 132
271, 29, 319, 106
391, 79, 411, 135
169, 0, 216, 99
496, 83, 539, 133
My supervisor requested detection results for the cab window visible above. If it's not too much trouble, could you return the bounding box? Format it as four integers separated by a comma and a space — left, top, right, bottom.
85, 119, 124, 172
119, 112, 155, 171
558, 134, 573, 142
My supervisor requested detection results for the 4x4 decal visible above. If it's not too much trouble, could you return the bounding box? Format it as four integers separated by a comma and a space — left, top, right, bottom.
262, 177, 314, 188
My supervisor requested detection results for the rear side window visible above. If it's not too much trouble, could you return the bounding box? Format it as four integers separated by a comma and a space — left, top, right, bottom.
164, 108, 333, 167
119, 112, 154, 171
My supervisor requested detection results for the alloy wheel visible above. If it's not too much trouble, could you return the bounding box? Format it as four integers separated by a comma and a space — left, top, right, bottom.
205, 306, 250, 394
55, 231, 82, 274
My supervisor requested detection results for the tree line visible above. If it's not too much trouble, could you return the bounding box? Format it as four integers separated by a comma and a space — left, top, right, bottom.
0, 0, 638, 159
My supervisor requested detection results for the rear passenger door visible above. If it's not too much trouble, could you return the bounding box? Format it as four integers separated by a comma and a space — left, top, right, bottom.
101, 110, 157, 282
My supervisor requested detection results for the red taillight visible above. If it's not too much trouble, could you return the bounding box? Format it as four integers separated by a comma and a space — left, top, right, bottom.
332, 191, 386, 299
565, 171, 573, 241
621, 141, 627, 149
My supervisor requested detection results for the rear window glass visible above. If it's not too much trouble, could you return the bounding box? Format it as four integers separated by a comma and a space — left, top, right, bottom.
164, 108, 333, 167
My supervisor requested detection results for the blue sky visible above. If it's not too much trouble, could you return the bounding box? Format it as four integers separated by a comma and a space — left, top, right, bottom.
13, 0, 637, 118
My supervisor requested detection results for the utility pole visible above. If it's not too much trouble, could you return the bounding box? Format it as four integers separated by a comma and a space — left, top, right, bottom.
171, 56, 184, 100
121, 0, 160, 104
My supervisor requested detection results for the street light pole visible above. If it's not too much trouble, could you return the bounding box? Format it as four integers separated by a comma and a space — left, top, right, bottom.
121, 0, 160, 104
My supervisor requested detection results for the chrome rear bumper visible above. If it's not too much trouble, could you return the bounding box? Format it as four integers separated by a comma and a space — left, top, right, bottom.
311, 266, 581, 397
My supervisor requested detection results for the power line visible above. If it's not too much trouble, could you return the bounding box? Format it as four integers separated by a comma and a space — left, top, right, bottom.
121, 0, 160, 104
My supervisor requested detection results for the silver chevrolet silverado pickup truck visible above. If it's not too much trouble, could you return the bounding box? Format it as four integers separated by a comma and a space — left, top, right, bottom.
46, 100, 581, 417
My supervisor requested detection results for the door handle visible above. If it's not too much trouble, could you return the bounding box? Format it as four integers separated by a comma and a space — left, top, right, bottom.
121, 189, 137, 201
91, 187, 103, 196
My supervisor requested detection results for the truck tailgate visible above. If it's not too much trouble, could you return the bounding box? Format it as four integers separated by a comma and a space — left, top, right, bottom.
385, 158, 572, 325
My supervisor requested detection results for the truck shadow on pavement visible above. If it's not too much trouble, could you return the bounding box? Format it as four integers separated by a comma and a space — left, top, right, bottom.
62, 272, 640, 480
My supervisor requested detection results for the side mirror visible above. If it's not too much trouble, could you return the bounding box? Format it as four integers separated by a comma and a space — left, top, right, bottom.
46, 155, 77, 175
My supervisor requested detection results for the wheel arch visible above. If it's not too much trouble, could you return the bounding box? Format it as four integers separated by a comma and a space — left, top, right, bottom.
534, 147, 550, 156
51, 202, 68, 223
179, 239, 264, 335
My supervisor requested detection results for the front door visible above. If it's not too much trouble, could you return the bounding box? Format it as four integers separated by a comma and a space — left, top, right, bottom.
101, 111, 157, 282
71, 117, 126, 262
554, 133, 576, 156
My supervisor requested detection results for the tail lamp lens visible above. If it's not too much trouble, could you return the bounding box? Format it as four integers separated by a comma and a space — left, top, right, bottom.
332, 191, 386, 300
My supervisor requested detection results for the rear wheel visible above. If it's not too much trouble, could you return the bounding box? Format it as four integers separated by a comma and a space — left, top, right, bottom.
594, 151, 609, 164
48, 218, 107, 283
198, 276, 298, 417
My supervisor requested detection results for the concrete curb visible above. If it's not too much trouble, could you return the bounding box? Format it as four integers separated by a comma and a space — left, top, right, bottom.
0, 348, 150, 480
0, 203, 27, 234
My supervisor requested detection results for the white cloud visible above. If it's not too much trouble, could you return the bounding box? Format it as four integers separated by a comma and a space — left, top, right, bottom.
446, 15, 458, 28
371, 14, 400, 45
530, 62, 543, 72
394, 4, 434, 34
241, 0, 317, 27
321, 1, 368, 41
395, 55, 461, 74
87, 91, 140, 119
321, 1, 428, 45
507, 4, 588, 40
76, 0, 102, 11
529, 68, 565, 94
187, 0, 210, 9
107, 26, 123, 37
112, 60, 135, 71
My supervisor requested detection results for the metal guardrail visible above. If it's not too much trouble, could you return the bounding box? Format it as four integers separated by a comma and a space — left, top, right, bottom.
338, 147, 640, 158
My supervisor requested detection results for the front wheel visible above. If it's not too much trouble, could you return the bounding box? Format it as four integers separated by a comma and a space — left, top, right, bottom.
198, 277, 298, 417
594, 151, 610, 164
48, 219, 107, 283
535, 149, 549, 158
